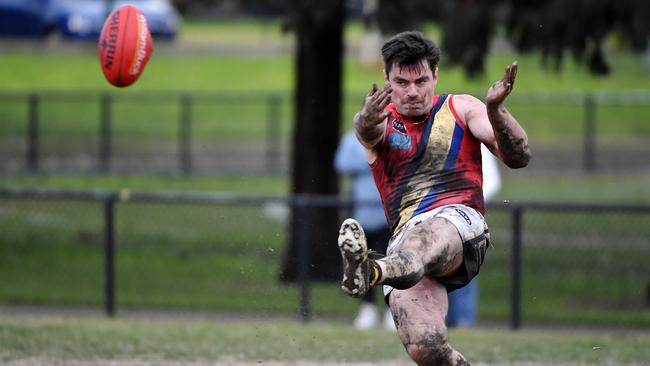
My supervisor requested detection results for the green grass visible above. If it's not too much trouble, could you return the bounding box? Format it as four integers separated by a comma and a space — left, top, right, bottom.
0, 53, 294, 92
0, 315, 648, 365
3, 172, 650, 202
180, 18, 293, 44
1, 90, 649, 147
482, 209, 650, 325
1, 22, 649, 143
0, 198, 357, 315
0, 51, 648, 144
0, 50, 647, 92
1, 20, 649, 328
1, 174, 649, 325
0, 175, 289, 193
496, 173, 650, 203
1, 17, 649, 92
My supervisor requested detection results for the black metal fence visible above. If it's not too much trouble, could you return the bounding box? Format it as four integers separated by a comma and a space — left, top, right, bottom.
1, 187, 648, 329
0, 91, 286, 176
1, 90, 649, 175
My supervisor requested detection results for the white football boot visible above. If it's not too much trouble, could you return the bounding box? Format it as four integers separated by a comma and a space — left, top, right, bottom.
338, 218, 371, 298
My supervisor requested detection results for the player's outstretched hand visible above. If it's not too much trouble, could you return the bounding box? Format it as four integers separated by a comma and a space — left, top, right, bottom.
486, 61, 517, 107
359, 83, 392, 128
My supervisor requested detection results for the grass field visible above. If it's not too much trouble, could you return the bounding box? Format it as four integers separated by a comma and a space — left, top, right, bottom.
2, 51, 648, 92
1, 17, 648, 93
1, 20, 649, 349
1, 22, 649, 144
1, 174, 649, 326
0, 315, 649, 365
3, 172, 650, 202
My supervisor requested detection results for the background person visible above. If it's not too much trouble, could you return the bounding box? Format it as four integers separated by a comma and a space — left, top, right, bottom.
335, 130, 395, 330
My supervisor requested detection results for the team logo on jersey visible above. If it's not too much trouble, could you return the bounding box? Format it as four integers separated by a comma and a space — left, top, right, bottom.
455, 208, 472, 225
392, 119, 407, 134
388, 133, 412, 150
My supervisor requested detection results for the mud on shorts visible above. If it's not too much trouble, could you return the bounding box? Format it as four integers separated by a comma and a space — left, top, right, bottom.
383, 204, 490, 300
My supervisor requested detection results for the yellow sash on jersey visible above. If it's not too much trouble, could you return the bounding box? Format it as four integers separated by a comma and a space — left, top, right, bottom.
394, 95, 460, 233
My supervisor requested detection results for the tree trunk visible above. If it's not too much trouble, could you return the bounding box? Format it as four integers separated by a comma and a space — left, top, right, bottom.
280, 0, 344, 282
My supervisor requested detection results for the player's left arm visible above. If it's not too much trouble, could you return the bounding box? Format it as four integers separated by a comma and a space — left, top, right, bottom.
460, 62, 531, 169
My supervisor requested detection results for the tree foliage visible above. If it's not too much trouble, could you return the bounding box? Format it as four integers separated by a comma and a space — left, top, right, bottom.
375, 0, 650, 77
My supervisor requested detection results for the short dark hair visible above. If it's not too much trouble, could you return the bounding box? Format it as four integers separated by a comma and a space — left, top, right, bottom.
381, 31, 441, 76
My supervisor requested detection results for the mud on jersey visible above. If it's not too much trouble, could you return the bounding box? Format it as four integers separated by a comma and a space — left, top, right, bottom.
370, 94, 485, 235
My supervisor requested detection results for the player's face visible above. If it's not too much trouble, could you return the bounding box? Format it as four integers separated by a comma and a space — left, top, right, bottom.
385, 60, 438, 117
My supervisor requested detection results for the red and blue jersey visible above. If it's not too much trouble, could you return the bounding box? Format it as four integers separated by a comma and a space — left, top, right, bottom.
370, 94, 485, 235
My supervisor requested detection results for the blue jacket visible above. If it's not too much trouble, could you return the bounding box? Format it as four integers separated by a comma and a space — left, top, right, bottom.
335, 131, 388, 231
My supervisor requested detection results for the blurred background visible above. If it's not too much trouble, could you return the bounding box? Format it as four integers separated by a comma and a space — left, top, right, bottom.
0, 0, 648, 331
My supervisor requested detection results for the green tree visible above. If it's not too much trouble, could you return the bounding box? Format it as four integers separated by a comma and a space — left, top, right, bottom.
372, 0, 649, 77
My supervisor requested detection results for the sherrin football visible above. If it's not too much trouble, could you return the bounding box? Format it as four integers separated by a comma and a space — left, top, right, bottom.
98, 5, 152, 87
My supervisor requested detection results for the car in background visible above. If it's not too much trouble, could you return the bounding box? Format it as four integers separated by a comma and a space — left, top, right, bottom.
0, 0, 181, 39
0, 0, 50, 36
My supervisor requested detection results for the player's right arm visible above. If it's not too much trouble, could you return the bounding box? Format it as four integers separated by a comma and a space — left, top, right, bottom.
354, 83, 392, 154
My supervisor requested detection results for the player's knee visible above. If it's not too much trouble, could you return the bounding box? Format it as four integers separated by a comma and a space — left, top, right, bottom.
404, 330, 452, 365
384, 251, 424, 289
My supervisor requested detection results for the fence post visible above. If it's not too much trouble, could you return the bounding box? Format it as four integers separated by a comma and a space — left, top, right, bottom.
510, 204, 523, 330
583, 94, 596, 173
103, 193, 116, 317
27, 93, 39, 173
99, 94, 112, 174
179, 94, 192, 176
266, 94, 281, 174
295, 195, 311, 322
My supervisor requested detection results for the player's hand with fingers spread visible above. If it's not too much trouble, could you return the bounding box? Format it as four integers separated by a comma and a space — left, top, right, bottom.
360, 83, 393, 127
486, 61, 517, 108
484, 60, 531, 169
355, 83, 392, 148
